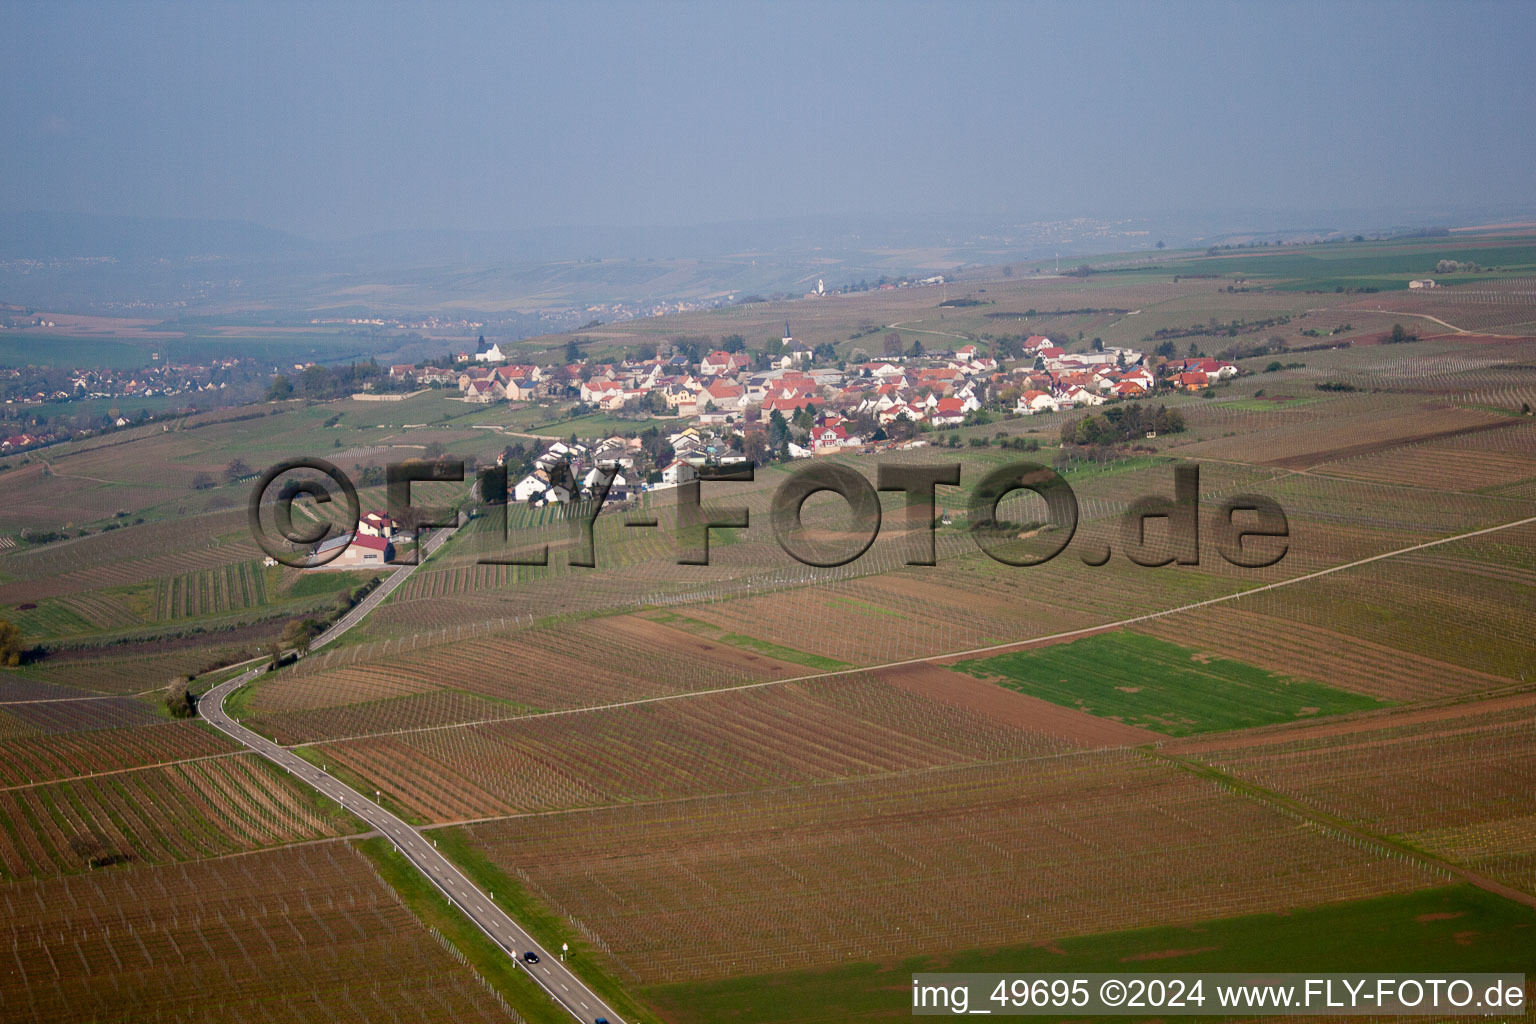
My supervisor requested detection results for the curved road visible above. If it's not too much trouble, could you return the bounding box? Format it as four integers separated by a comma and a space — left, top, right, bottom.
201, 525, 624, 1024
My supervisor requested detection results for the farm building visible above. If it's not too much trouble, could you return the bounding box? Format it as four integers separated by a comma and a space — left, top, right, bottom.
314, 531, 394, 567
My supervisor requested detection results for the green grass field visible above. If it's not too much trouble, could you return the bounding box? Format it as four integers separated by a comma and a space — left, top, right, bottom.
640, 885, 1536, 1024
0, 335, 154, 369
952, 631, 1386, 735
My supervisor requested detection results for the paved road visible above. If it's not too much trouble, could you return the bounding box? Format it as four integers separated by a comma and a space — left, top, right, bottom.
201, 524, 625, 1024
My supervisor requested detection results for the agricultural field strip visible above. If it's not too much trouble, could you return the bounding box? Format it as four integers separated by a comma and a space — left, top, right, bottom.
0, 749, 243, 793
1149, 743, 1536, 913
293, 511, 1536, 747
0, 688, 165, 703
427, 742, 1159, 830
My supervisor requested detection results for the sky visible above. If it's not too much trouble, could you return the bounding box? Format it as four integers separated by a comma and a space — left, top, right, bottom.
3, 0, 1535, 240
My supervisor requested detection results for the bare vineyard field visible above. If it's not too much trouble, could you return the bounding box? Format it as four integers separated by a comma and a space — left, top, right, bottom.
151, 559, 271, 620
449, 749, 1440, 985
1166, 398, 1516, 469
0, 752, 360, 879
1131, 606, 1513, 703
0, 841, 513, 1024
251, 612, 812, 722
0, 692, 164, 733
1314, 441, 1536, 493
1202, 521, 1536, 682
1345, 277, 1536, 333
247, 689, 530, 746
0, 720, 235, 787
310, 673, 1080, 823
1196, 701, 1536, 897
0, 518, 261, 606
13, 637, 267, 695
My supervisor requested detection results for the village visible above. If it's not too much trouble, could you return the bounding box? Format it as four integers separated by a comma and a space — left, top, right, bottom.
372, 322, 1240, 513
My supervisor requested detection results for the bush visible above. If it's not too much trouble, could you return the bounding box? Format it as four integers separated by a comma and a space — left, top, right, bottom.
165, 677, 196, 718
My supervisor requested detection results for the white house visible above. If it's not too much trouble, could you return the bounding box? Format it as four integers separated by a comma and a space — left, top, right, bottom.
658, 459, 700, 488
1015, 390, 1059, 415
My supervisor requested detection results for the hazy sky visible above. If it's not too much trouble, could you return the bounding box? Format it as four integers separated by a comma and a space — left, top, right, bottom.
4, 0, 1534, 239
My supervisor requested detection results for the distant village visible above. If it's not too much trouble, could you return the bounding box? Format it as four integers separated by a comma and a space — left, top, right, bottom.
389, 322, 1239, 509
0, 357, 266, 453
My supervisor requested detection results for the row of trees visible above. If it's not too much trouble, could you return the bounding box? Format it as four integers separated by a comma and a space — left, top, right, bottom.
1060, 404, 1185, 446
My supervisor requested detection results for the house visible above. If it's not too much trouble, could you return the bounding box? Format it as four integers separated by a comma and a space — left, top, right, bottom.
929, 397, 971, 426
1015, 390, 1059, 415
700, 382, 745, 410
464, 379, 498, 403
698, 351, 748, 375
1165, 358, 1238, 380
502, 378, 536, 402
580, 380, 624, 405
358, 511, 396, 538
512, 470, 571, 504
581, 466, 633, 502
1175, 371, 1210, 390
388, 364, 416, 380
811, 424, 850, 449
658, 459, 699, 488
474, 341, 507, 363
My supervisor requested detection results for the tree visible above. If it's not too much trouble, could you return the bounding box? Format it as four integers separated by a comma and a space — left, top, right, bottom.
280, 618, 323, 656
721, 334, 746, 354
165, 677, 196, 718
1092, 338, 1105, 352
267, 375, 294, 400
883, 332, 903, 356
190, 472, 215, 491
1389, 323, 1414, 344
1155, 340, 1178, 359
767, 408, 790, 448
908, 339, 924, 358
223, 458, 251, 484
1155, 240, 1166, 249
564, 339, 581, 364
299, 364, 332, 397
0, 619, 22, 666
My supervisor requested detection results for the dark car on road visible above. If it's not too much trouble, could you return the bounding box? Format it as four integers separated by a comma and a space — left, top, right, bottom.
522, 951, 539, 964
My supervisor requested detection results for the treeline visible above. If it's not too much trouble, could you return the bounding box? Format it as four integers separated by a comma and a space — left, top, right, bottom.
1060, 404, 1185, 446
267, 360, 415, 401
